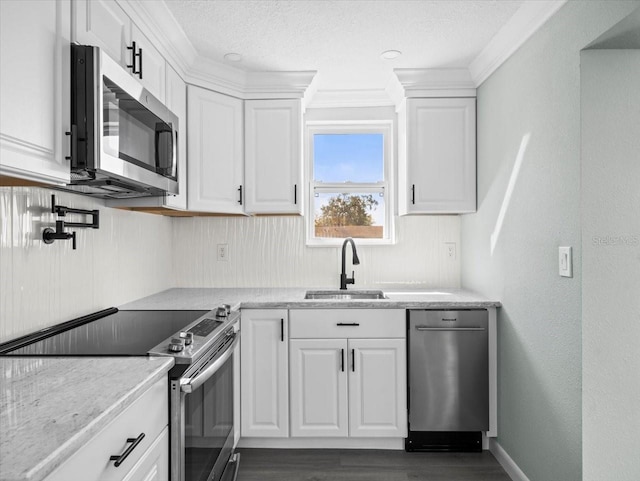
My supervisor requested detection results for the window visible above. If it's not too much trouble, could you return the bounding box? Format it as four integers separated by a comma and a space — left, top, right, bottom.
306, 121, 394, 245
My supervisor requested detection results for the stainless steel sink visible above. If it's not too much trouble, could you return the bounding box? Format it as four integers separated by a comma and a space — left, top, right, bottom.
304, 290, 388, 300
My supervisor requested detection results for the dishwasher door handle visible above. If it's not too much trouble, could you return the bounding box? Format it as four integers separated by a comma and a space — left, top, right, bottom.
414, 326, 486, 331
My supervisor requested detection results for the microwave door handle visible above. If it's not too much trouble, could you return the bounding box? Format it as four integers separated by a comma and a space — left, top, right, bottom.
180, 333, 239, 393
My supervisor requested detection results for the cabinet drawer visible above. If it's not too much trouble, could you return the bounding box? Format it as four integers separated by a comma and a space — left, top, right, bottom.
46, 378, 168, 481
289, 309, 405, 339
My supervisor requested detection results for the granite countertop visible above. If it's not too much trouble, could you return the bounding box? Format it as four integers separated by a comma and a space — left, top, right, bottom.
0, 356, 174, 481
120, 287, 501, 311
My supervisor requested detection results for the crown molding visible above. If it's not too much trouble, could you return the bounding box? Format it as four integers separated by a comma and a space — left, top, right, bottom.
391, 68, 477, 100
469, 0, 568, 86
307, 89, 396, 109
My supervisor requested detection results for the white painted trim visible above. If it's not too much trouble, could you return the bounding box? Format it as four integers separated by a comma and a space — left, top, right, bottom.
469, 0, 568, 86
392, 68, 477, 101
488, 306, 498, 437
308, 89, 396, 108
238, 437, 404, 450
490, 439, 531, 481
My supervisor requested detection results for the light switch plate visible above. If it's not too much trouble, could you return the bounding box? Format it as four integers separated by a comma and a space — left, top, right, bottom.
559, 246, 572, 277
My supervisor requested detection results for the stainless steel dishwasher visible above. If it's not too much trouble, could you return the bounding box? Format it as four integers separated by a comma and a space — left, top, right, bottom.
406, 310, 489, 452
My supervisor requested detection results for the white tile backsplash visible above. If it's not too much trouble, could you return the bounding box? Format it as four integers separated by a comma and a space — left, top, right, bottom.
172, 215, 460, 289
0, 187, 173, 343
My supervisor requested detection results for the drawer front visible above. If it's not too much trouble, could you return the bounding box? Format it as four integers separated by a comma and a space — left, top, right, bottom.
289, 309, 405, 339
46, 378, 168, 481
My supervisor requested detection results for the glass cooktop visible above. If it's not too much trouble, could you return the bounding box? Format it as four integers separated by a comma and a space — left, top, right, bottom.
2, 310, 210, 356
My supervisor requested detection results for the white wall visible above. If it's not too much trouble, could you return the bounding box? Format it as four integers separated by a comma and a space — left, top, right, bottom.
0, 186, 173, 343
581, 49, 640, 481
172, 215, 460, 288
460, 2, 639, 480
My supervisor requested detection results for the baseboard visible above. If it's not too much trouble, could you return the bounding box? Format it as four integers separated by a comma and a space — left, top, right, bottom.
238, 437, 404, 450
489, 439, 531, 481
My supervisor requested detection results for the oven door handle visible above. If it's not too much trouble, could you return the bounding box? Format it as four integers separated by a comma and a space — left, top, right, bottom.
180, 332, 239, 393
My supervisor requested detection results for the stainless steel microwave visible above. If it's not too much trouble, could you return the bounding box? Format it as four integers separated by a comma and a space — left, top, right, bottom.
65, 44, 179, 198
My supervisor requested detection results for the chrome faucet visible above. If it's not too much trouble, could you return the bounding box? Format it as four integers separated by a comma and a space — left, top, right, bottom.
340, 237, 360, 290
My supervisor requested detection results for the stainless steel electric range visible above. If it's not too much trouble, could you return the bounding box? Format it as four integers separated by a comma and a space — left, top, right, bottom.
0, 306, 241, 481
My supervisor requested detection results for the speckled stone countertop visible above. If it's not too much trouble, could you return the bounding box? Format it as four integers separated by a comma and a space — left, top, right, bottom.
120, 287, 500, 310
0, 356, 174, 481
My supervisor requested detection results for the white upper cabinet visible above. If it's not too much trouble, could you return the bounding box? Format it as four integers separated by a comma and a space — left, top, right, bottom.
0, 0, 71, 184
73, 0, 165, 102
131, 23, 166, 103
72, 0, 131, 67
244, 99, 302, 214
398, 97, 476, 214
188, 86, 244, 213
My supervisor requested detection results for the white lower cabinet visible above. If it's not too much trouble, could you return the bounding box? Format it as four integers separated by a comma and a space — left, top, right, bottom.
240, 309, 289, 437
348, 339, 406, 437
290, 339, 349, 437
45, 378, 168, 481
289, 309, 407, 438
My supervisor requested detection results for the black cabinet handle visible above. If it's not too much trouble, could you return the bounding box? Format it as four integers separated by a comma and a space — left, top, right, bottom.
336, 322, 360, 327
280, 318, 284, 342
411, 184, 415, 204
238, 185, 243, 205
65, 125, 76, 163
351, 349, 355, 372
126, 41, 137, 73
109, 433, 145, 467
294, 184, 297, 204
138, 48, 143, 79
341, 348, 344, 372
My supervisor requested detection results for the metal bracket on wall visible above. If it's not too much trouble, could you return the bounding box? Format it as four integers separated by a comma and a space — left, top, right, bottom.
42, 195, 100, 250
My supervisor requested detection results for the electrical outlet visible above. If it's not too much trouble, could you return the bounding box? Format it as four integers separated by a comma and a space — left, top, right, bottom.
445, 242, 457, 260
217, 244, 229, 262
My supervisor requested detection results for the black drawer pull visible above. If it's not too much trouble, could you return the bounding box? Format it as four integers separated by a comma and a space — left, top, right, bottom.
351, 349, 355, 372
341, 348, 344, 372
280, 318, 284, 342
109, 433, 145, 467
336, 322, 360, 326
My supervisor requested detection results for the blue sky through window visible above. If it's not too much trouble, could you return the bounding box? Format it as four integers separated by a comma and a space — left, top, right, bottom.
313, 134, 383, 183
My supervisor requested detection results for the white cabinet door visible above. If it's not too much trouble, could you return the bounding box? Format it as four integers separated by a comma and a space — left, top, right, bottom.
348, 339, 407, 437
399, 98, 476, 214
123, 427, 169, 481
0, 0, 71, 184
290, 339, 349, 437
131, 23, 165, 103
240, 309, 289, 437
244, 99, 302, 214
188, 86, 244, 213
73, 0, 131, 68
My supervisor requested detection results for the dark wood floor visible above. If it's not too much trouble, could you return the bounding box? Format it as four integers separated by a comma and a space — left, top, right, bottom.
236, 448, 511, 481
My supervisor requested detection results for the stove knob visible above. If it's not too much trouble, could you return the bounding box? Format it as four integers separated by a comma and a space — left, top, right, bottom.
169, 338, 185, 352
215, 306, 228, 318
179, 331, 194, 345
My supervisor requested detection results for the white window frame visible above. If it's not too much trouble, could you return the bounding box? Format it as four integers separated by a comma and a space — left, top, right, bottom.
305, 120, 395, 246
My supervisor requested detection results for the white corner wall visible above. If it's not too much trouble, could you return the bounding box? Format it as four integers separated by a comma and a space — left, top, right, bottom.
0, 186, 174, 343
460, 2, 639, 480
581, 49, 640, 481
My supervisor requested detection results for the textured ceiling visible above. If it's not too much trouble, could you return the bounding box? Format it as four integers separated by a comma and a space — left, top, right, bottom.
165, 0, 525, 90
